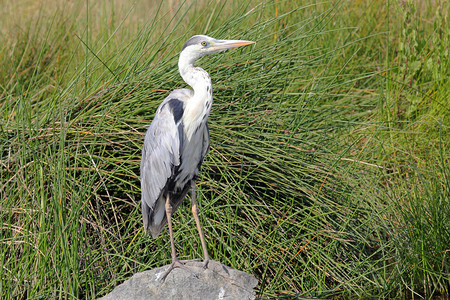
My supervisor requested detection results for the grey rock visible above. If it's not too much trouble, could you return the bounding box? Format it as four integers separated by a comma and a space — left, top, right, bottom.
100, 260, 258, 300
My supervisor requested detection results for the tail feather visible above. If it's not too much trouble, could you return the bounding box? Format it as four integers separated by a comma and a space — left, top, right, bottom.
144, 197, 167, 238
142, 183, 192, 238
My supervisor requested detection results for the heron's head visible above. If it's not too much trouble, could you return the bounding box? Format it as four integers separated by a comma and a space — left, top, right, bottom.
180, 35, 254, 62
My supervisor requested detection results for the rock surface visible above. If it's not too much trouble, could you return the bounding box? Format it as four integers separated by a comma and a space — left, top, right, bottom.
100, 260, 258, 300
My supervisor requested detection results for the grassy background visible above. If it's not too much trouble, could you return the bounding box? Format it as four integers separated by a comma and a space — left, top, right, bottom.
1, 0, 448, 298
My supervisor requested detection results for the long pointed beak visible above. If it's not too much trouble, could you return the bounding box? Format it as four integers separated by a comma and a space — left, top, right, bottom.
211, 39, 255, 51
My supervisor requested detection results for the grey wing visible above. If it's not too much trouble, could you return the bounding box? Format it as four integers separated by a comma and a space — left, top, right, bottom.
140, 96, 184, 237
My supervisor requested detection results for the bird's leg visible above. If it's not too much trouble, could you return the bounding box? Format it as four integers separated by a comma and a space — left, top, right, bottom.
159, 194, 196, 282
191, 183, 210, 269
166, 194, 178, 264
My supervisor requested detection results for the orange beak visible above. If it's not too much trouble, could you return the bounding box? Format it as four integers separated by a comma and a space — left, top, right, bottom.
210, 39, 255, 52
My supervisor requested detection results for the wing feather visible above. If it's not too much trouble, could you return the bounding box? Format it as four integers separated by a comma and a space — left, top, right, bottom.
140, 90, 192, 237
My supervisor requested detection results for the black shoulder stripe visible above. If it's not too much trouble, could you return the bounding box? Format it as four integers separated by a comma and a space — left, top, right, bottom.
178, 122, 184, 154
168, 99, 184, 123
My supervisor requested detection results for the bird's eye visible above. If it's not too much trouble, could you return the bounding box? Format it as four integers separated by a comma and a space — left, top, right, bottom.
201, 41, 207, 46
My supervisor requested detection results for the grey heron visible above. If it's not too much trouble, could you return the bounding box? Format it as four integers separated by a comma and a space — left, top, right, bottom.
140, 35, 254, 280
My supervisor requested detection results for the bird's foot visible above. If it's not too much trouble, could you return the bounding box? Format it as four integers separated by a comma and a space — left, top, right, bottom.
181, 257, 210, 270
183, 258, 229, 275
219, 261, 230, 275
158, 259, 198, 282
158, 259, 229, 282
202, 257, 210, 269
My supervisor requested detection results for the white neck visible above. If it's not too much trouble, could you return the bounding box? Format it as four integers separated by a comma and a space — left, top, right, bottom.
178, 51, 213, 136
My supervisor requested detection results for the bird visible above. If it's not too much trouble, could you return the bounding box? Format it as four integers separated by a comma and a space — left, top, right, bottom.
140, 35, 254, 281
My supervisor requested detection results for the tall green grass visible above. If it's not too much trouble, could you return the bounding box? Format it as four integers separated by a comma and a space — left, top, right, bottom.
1, 0, 448, 298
